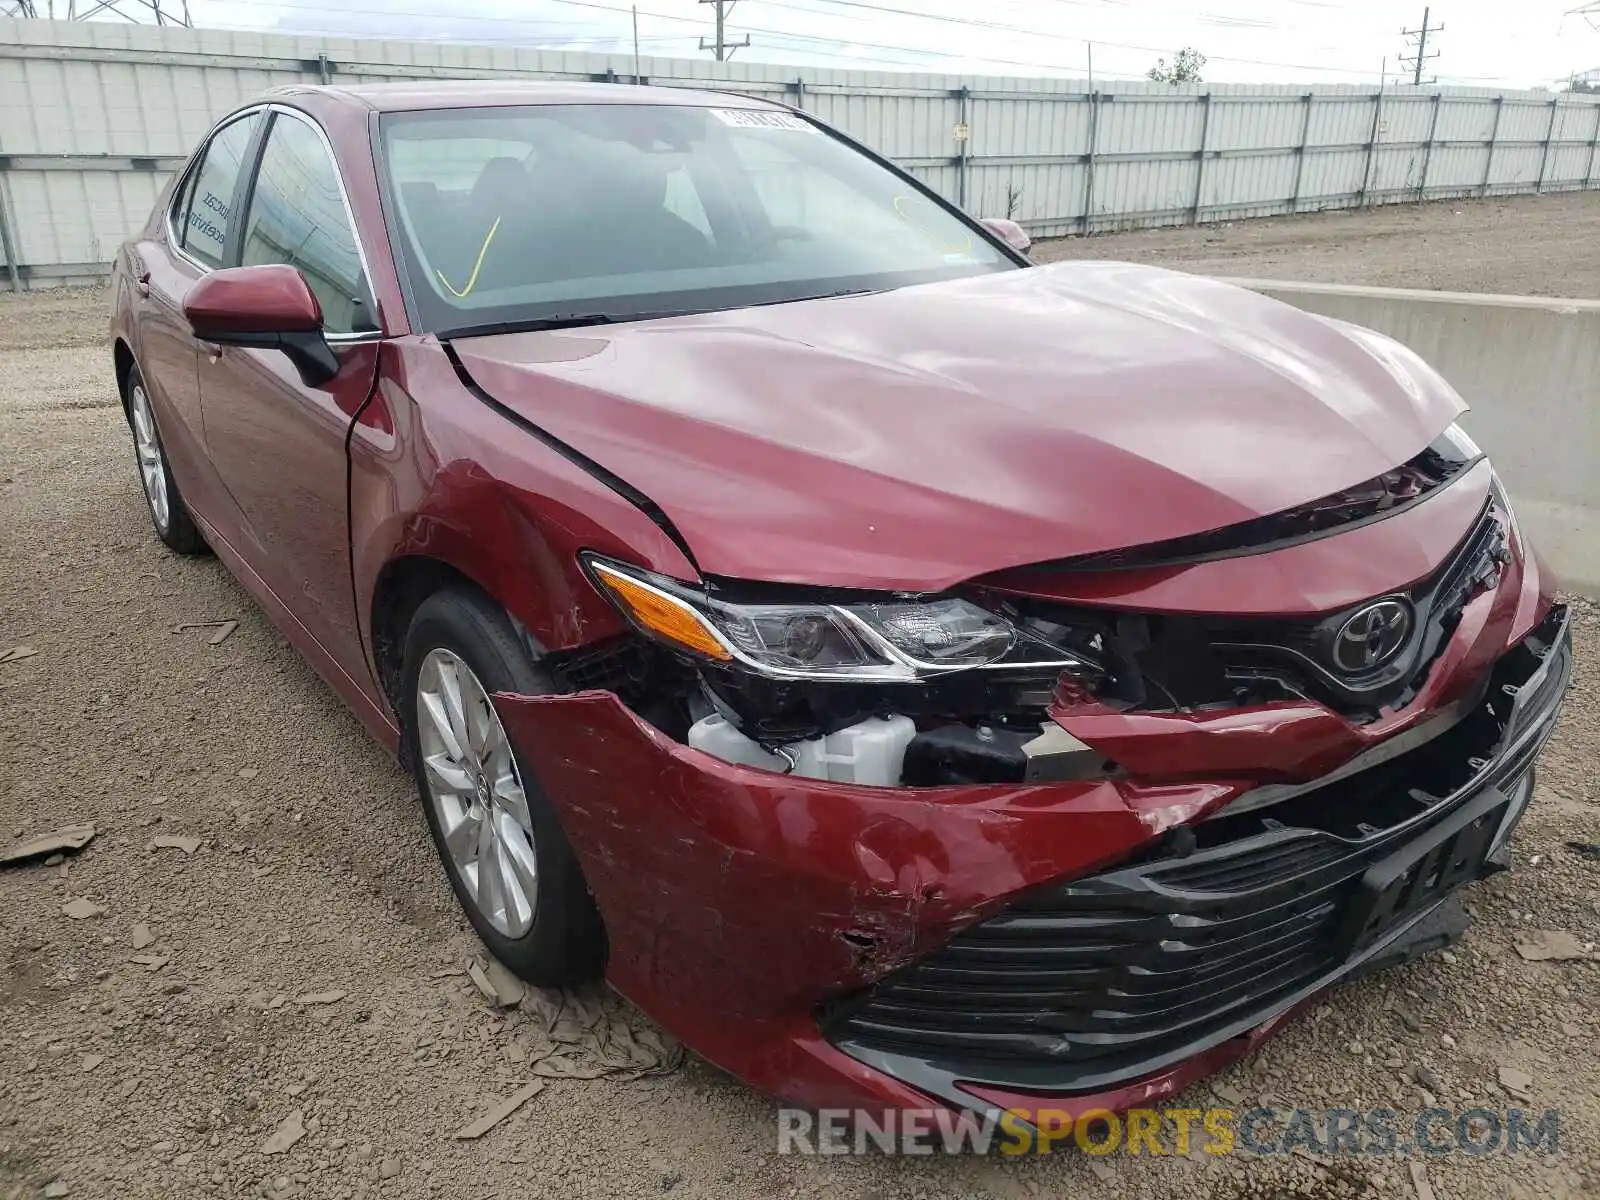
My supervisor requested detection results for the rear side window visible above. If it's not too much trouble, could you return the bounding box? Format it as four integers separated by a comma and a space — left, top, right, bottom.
176, 113, 260, 269
239, 113, 376, 335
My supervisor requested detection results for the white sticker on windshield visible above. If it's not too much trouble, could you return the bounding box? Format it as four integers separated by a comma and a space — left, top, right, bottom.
709, 108, 816, 132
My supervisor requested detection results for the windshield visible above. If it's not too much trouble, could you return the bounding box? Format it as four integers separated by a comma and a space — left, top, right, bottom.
378, 103, 1015, 334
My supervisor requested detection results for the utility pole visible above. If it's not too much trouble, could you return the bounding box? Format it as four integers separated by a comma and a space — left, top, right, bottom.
1400, 6, 1444, 86
698, 0, 749, 62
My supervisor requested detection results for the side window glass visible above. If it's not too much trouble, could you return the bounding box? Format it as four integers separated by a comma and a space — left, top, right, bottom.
179, 113, 260, 269
169, 167, 198, 247
240, 114, 376, 335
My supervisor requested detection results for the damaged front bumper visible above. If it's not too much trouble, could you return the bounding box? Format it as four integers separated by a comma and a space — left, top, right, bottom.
493, 601, 1571, 1119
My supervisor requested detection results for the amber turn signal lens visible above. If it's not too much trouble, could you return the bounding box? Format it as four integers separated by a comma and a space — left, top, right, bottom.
592, 565, 733, 661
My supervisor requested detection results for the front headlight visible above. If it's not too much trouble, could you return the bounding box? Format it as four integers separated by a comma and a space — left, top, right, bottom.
586, 557, 1090, 682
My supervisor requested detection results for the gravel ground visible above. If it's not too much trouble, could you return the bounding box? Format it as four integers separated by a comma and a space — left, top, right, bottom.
1035, 191, 1600, 298
1, 273, 1598, 1200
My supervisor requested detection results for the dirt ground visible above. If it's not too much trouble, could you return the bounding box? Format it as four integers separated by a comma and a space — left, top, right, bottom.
1035, 190, 1600, 299
3, 208, 1600, 1200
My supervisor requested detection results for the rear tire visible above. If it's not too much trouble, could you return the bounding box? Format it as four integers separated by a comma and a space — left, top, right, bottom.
402, 587, 607, 986
125, 363, 206, 555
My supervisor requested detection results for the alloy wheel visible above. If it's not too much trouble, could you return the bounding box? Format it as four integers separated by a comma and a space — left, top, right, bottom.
416, 647, 539, 937
129, 382, 170, 532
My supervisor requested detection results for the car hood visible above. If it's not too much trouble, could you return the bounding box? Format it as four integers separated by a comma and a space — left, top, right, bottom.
452, 262, 1465, 592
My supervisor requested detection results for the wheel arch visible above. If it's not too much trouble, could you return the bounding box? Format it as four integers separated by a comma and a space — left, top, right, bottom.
113, 337, 136, 421
368, 555, 525, 734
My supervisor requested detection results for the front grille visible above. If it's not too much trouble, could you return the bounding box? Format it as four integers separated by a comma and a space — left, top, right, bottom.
826, 606, 1570, 1100
1196, 500, 1509, 712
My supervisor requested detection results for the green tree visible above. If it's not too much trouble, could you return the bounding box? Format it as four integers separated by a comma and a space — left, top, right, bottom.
1149, 47, 1206, 84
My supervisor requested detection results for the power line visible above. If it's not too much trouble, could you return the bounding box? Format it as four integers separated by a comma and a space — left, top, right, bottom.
218, 0, 1092, 73
1399, 5, 1443, 86
215, 0, 1083, 73
213, 0, 1509, 83
752, 0, 1388, 76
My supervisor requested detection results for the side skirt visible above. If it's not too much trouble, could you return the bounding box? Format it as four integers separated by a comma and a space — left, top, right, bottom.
189, 508, 402, 755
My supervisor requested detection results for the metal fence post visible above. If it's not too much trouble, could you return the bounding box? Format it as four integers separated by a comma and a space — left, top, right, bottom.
1536, 96, 1559, 193
1190, 91, 1212, 225
956, 86, 970, 211
1482, 95, 1504, 197
1359, 83, 1384, 208
1080, 89, 1100, 235
1418, 92, 1441, 202
1290, 92, 1313, 214
0, 179, 21, 294
1586, 103, 1600, 189
791, 78, 805, 110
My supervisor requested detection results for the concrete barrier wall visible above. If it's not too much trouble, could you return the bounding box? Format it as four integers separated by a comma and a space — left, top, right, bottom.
1223, 279, 1600, 597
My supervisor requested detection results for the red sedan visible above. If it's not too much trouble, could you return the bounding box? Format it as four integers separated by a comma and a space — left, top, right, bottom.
111, 81, 1571, 1126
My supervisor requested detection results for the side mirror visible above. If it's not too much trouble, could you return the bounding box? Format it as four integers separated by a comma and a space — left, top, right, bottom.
184, 264, 339, 387
979, 217, 1032, 256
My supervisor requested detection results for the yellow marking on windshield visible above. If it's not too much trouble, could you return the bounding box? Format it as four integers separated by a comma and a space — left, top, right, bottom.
435, 215, 502, 299
893, 194, 972, 254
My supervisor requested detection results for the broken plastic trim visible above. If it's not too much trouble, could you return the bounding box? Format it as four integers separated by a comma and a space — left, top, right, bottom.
1027, 435, 1481, 574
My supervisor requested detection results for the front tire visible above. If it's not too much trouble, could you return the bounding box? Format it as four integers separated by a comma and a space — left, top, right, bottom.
402, 587, 607, 986
126, 364, 206, 555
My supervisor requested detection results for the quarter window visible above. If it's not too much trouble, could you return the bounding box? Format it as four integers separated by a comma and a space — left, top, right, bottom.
240, 113, 376, 335
177, 113, 260, 269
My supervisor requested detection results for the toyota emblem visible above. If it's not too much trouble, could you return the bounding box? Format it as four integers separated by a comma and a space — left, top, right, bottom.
1332, 599, 1414, 672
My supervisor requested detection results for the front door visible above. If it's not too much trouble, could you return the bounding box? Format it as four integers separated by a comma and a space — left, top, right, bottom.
196, 106, 382, 691
133, 110, 264, 528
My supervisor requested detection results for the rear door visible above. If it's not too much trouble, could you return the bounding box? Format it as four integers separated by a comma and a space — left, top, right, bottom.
131, 110, 263, 527
195, 105, 382, 689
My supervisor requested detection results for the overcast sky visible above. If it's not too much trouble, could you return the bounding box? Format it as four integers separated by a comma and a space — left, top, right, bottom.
163, 0, 1600, 87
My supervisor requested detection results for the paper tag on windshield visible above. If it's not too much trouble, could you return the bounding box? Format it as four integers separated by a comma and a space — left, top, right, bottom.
710, 108, 815, 132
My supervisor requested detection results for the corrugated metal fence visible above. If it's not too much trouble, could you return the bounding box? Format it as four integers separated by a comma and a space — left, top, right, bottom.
4, 16, 1600, 289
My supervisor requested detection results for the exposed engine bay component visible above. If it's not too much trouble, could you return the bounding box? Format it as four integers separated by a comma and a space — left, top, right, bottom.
688, 713, 1123, 789
896, 723, 1121, 786
900, 724, 1030, 786
1020, 724, 1119, 782
688, 712, 916, 786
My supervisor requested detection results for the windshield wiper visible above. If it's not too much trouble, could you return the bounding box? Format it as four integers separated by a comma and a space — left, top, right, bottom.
439, 312, 691, 339
440, 290, 881, 340
748, 287, 881, 308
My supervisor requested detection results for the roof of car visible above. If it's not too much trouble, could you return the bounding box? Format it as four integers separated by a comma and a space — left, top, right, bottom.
272, 80, 783, 114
